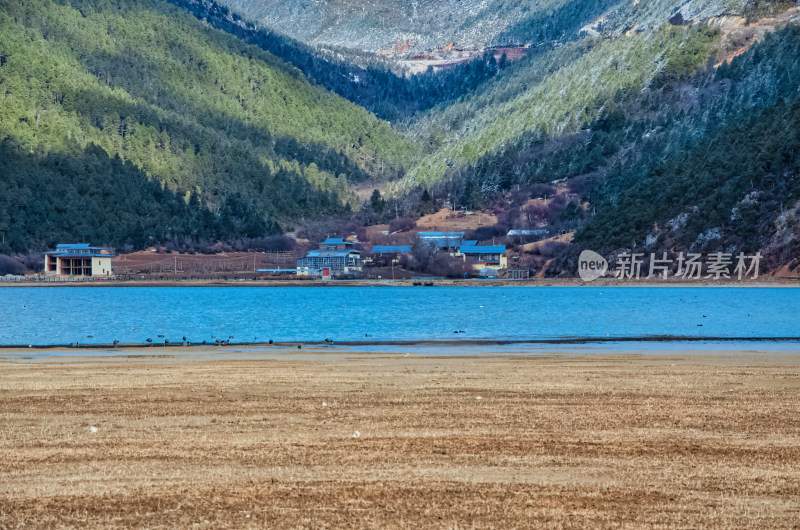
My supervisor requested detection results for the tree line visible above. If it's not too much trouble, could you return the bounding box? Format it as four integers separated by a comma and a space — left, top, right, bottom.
0, 139, 282, 254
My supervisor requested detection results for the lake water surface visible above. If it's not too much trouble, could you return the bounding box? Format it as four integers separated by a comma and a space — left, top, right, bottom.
1, 286, 798, 347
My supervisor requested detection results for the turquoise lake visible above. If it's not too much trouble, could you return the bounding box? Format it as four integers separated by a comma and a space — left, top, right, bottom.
0, 286, 798, 346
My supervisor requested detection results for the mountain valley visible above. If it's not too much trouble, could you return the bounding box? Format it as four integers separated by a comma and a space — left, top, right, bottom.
1, 0, 799, 277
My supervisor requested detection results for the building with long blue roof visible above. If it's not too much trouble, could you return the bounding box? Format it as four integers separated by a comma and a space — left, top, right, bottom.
371, 245, 411, 254
417, 231, 466, 252
417, 231, 465, 240
459, 245, 507, 271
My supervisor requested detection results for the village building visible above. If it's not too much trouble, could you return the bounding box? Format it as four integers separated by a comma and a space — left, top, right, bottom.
317, 238, 353, 250
44, 244, 113, 277
418, 232, 473, 254
507, 229, 549, 242
297, 238, 363, 277
418, 231, 464, 243
459, 245, 507, 271
369, 245, 411, 266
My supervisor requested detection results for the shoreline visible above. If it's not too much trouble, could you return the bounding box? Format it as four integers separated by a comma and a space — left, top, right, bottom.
1, 277, 799, 288
3, 335, 800, 351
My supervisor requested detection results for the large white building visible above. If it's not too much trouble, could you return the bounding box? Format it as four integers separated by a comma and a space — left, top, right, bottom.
296, 238, 363, 277
44, 244, 113, 277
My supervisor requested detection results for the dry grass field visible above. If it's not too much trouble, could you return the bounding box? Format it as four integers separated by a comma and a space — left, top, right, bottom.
1, 350, 799, 528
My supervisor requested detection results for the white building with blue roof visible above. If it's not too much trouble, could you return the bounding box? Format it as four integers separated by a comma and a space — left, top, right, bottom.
459, 244, 507, 271
44, 244, 113, 277
297, 238, 363, 277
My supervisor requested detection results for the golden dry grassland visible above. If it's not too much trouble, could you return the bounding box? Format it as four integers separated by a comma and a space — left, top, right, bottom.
1, 350, 799, 528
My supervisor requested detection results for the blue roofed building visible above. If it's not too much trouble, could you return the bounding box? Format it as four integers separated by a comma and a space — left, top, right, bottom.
369, 245, 411, 266
44, 244, 113, 277
418, 231, 466, 252
417, 231, 465, 240
371, 245, 411, 254
318, 238, 354, 250
297, 238, 362, 277
459, 245, 507, 271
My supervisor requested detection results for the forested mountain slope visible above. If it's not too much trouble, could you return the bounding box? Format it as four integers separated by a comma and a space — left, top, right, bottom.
220, 0, 512, 51
2, 0, 799, 273
572, 26, 800, 269
411, 22, 800, 273
403, 24, 720, 186
167, 0, 519, 121
0, 140, 272, 252
0, 0, 415, 252
218, 0, 793, 50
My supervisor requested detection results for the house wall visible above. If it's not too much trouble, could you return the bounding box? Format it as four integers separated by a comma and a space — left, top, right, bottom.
370, 253, 404, 266
56, 257, 92, 276
92, 256, 112, 276
296, 254, 363, 277
48, 255, 112, 276
464, 254, 508, 271
45, 255, 58, 274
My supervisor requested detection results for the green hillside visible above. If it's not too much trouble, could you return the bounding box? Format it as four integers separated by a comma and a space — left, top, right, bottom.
0, 0, 417, 251
572, 26, 800, 266
403, 24, 719, 186
2, 0, 798, 272
0, 139, 278, 253
406, 22, 800, 273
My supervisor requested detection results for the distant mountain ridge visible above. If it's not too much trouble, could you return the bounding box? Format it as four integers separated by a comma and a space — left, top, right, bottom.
217, 0, 788, 51
219, 0, 504, 51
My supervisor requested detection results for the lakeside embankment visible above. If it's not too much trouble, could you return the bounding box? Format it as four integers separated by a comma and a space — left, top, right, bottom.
1, 349, 798, 527
3, 336, 800, 351
2, 277, 800, 287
